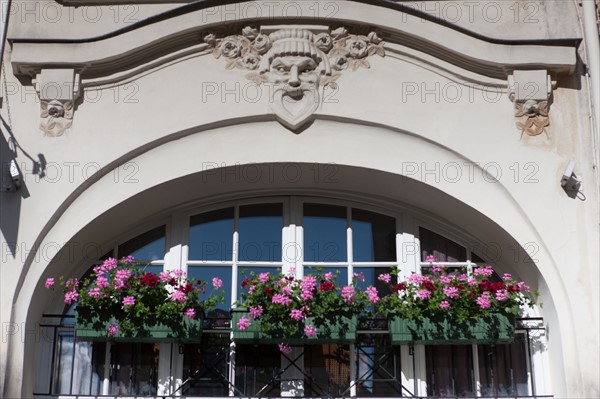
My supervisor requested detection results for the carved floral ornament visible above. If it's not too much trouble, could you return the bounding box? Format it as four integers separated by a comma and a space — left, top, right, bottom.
508, 70, 553, 137
40, 100, 74, 137
513, 99, 549, 137
204, 26, 385, 130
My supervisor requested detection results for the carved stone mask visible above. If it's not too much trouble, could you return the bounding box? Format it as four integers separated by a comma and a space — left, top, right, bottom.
265, 55, 322, 130
259, 30, 330, 130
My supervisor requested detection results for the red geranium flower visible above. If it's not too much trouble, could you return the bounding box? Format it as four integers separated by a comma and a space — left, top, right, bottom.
421, 280, 435, 291
393, 282, 407, 292
320, 281, 335, 292
181, 283, 194, 294
140, 272, 160, 288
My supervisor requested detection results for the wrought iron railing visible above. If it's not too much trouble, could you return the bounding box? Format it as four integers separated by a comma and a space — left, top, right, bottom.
33, 314, 549, 399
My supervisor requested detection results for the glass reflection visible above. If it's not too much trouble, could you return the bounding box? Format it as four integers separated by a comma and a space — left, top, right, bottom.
188, 266, 232, 312
189, 208, 234, 261
304, 204, 347, 262
352, 209, 396, 262
239, 204, 283, 262
117, 226, 166, 262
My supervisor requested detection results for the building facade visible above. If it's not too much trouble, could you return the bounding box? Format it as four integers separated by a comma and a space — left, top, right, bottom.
1, 1, 599, 398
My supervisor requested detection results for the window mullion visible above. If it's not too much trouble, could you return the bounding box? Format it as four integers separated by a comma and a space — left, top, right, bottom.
472, 343, 481, 397
347, 207, 353, 284
166, 212, 187, 272
295, 197, 305, 279
231, 205, 240, 307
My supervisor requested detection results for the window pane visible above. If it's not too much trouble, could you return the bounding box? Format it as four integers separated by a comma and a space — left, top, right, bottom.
72, 341, 101, 395
189, 208, 234, 261
419, 228, 466, 262
235, 344, 281, 396
109, 343, 159, 396
352, 209, 396, 262
118, 226, 166, 262
426, 345, 474, 397
304, 344, 350, 397
478, 334, 530, 396
356, 336, 402, 397
239, 204, 283, 262
53, 331, 74, 395
182, 334, 230, 396
304, 204, 347, 262
188, 266, 233, 312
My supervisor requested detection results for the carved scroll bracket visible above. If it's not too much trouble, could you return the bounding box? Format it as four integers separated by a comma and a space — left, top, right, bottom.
508, 70, 554, 137
33, 69, 81, 137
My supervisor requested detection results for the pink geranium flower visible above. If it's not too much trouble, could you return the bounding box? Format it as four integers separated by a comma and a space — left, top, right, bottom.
272, 294, 292, 306
64, 290, 79, 304
237, 316, 251, 330
212, 277, 223, 289
366, 286, 379, 303
289, 309, 304, 321
249, 305, 263, 319
45, 278, 55, 289
278, 343, 293, 355
477, 293, 492, 309
416, 289, 431, 299
443, 286, 460, 299
304, 324, 317, 337
341, 285, 355, 304
107, 323, 119, 337
122, 295, 135, 308
170, 290, 187, 303
259, 272, 270, 283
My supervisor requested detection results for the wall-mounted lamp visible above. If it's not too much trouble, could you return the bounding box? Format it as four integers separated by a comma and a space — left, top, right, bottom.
561, 160, 583, 198
2, 159, 21, 191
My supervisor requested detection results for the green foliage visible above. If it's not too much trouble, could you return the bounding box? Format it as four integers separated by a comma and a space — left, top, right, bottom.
46, 258, 224, 338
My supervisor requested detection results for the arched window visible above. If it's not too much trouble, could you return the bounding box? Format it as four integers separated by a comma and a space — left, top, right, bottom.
36, 197, 547, 398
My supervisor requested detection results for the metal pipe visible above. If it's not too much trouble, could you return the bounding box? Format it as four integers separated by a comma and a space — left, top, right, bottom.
582, 0, 600, 162
0, 0, 10, 67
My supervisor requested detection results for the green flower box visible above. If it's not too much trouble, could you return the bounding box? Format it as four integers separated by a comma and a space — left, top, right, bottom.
389, 313, 515, 345
231, 308, 357, 344
75, 313, 203, 343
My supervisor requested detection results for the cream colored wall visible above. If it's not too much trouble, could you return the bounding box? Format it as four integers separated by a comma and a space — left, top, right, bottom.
1, 1, 598, 398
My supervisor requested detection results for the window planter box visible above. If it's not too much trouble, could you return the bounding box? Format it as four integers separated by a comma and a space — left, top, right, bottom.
75, 313, 203, 343
231, 308, 357, 344
389, 313, 515, 345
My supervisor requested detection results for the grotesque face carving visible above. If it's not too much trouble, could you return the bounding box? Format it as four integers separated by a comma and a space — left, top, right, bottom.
266, 55, 323, 130
209, 27, 385, 131
269, 56, 319, 93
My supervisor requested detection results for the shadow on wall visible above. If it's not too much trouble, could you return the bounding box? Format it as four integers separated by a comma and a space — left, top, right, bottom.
0, 116, 46, 258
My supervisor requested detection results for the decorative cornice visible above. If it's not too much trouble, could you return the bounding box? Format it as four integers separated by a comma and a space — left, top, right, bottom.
10, 1, 577, 81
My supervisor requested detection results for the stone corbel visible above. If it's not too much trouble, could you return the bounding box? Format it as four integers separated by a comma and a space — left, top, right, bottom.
34, 69, 81, 137
508, 70, 553, 137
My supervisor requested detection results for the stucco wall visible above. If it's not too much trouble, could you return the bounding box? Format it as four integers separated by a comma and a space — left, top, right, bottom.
1, 1, 598, 397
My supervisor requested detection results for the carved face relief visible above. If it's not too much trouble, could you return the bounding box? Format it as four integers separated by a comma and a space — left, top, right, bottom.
266, 56, 322, 129
207, 27, 385, 131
